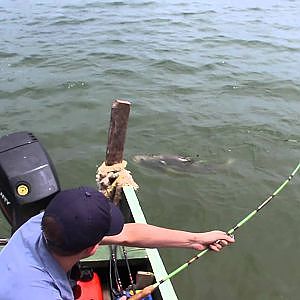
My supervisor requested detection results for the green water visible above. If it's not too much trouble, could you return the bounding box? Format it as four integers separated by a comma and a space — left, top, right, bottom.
1, 1, 300, 299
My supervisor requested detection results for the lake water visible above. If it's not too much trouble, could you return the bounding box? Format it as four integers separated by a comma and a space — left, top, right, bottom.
1, 0, 300, 299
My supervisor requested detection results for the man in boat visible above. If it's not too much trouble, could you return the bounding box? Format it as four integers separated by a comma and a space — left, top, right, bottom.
0, 186, 235, 300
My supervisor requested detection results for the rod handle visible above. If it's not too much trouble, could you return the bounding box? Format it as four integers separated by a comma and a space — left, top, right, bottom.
128, 284, 155, 300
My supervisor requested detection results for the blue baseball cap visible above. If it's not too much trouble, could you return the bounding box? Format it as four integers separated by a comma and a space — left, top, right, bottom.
42, 186, 124, 253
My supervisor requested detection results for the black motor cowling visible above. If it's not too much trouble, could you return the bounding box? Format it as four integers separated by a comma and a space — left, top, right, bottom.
0, 132, 60, 232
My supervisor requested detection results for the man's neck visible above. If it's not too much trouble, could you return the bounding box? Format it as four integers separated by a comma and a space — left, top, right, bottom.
52, 252, 81, 273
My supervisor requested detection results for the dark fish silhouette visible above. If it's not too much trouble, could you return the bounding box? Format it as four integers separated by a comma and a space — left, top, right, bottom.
132, 154, 234, 174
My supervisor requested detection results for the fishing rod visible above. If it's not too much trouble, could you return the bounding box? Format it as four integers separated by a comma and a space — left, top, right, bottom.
121, 246, 136, 294
109, 245, 123, 297
130, 162, 300, 300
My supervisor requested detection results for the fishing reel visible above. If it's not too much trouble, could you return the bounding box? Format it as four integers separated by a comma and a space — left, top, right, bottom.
110, 244, 154, 300
0, 131, 60, 232
115, 291, 153, 300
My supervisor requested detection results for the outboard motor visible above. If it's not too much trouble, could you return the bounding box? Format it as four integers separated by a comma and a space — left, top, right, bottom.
0, 131, 60, 232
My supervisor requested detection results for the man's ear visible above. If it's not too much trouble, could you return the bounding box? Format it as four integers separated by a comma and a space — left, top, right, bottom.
82, 243, 99, 257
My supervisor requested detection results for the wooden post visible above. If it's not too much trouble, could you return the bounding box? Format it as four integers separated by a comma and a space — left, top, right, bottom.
105, 100, 131, 166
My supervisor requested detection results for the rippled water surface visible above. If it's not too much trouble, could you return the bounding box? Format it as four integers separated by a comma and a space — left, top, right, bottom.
1, 1, 300, 299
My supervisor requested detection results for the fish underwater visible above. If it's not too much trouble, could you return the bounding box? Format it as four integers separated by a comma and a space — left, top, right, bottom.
132, 154, 234, 175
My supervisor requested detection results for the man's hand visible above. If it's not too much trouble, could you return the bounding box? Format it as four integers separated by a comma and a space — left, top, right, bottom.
190, 230, 235, 251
